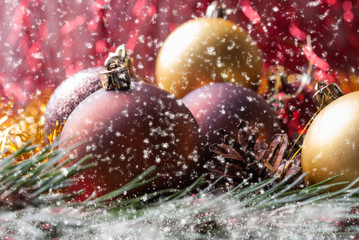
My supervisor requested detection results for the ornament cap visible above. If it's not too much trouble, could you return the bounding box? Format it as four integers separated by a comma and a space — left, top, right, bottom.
206, 1, 227, 19
100, 44, 132, 91
312, 82, 344, 109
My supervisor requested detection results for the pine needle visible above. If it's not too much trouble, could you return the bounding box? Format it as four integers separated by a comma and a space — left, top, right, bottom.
1, 140, 359, 239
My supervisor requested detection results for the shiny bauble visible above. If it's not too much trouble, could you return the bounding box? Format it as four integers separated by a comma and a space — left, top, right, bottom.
60, 82, 203, 201
156, 17, 263, 99
45, 67, 102, 137
182, 83, 282, 150
302, 91, 359, 188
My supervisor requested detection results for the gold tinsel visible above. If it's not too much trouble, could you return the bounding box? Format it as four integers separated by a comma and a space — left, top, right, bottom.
0, 88, 53, 160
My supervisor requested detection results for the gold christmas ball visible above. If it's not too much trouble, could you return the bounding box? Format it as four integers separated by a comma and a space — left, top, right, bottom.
302, 91, 359, 188
156, 17, 263, 99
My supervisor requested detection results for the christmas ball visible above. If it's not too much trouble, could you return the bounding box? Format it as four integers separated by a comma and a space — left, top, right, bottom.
45, 67, 102, 137
182, 83, 282, 149
60, 82, 203, 201
156, 17, 263, 99
302, 91, 359, 188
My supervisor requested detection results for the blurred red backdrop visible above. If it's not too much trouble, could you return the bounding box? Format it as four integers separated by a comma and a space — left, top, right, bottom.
1, 0, 358, 103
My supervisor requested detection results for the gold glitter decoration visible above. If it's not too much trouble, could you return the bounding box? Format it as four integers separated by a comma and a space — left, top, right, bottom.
47, 120, 64, 143
259, 66, 359, 98
0, 88, 53, 159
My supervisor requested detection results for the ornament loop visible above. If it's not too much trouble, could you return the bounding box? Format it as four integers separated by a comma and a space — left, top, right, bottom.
206, 1, 227, 19
100, 44, 132, 91
312, 82, 344, 109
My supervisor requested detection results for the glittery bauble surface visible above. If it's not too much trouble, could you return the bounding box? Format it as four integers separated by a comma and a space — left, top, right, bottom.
182, 83, 282, 150
302, 91, 359, 188
45, 67, 102, 137
60, 82, 203, 201
156, 18, 263, 99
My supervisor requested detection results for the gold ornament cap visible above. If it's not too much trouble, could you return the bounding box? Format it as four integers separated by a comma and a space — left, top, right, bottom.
312, 82, 344, 109
205, 1, 227, 19
99, 44, 133, 91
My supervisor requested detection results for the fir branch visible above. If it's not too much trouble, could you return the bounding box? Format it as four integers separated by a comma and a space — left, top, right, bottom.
1, 173, 359, 239
2, 141, 359, 239
0, 140, 94, 209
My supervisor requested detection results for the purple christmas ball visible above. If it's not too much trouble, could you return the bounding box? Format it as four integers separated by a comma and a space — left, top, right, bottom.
45, 67, 103, 138
182, 83, 283, 148
60, 82, 203, 201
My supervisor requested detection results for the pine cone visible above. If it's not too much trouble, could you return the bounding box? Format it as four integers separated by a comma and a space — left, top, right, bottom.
205, 120, 302, 188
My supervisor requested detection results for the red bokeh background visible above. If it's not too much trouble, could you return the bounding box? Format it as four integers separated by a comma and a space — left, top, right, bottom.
1, 0, 358, 103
